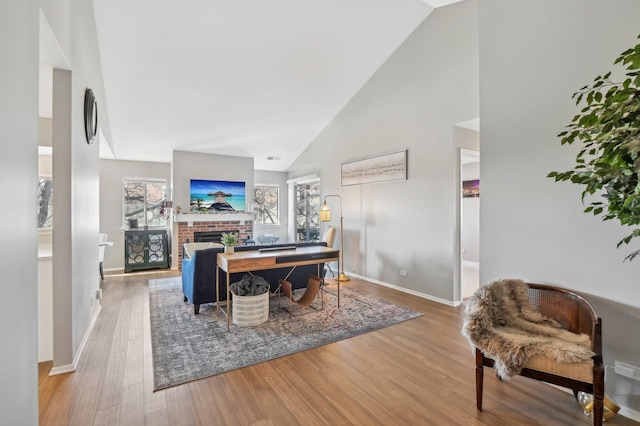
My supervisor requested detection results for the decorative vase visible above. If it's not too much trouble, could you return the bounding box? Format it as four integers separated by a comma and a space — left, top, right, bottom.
224, 245, 234, 254
576, 391, 620, 421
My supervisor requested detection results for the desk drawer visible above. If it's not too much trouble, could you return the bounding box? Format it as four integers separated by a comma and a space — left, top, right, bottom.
228, 257, 275, 270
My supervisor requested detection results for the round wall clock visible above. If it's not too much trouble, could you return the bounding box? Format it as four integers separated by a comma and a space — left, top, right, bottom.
84, 88, 98, 144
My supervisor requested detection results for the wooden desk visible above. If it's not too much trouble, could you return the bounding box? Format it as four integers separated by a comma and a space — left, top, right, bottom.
216, 246, 340, 331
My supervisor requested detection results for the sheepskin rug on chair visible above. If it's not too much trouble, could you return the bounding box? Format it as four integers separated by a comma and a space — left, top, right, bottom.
461, 279, 594, 379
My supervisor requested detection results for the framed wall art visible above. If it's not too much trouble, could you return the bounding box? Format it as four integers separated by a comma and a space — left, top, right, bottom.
341, 149, 407, 186
462, 179, 480, 198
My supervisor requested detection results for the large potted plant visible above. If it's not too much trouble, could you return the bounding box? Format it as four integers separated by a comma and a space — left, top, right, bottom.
548, 34, 640, 261
221, 232, 239, 254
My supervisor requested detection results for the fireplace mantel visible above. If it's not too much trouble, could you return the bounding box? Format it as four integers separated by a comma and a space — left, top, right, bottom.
174, 213, 255, 224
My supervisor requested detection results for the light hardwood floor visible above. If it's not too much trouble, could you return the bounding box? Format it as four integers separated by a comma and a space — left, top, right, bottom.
39, 271, 638, 425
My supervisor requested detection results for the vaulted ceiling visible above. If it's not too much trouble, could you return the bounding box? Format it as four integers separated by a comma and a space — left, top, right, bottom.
92, 0, 462, 170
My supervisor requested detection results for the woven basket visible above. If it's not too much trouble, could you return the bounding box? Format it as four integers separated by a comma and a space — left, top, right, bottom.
232, 291, 269, 326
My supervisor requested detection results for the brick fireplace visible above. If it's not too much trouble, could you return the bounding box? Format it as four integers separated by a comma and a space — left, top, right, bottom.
175, 215, 254, 270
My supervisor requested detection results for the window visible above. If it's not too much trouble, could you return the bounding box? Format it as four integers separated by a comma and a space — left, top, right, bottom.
295, 181, 320, 241
38, 178, 53, 229
123, 179, 168, 229
254, 184, 279, 224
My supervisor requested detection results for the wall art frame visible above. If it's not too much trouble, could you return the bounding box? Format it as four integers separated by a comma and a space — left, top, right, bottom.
462, 179, 480, 198
341, 149, 407, 186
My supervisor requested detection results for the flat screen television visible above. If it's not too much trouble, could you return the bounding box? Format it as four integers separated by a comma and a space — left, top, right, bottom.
190, 179, 246, 212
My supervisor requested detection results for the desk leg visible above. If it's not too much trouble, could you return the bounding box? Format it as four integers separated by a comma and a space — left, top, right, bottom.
216, 266, 220, 316
318, 264, 324, 310
337, 258, 341, 308
226, 269, 231, 332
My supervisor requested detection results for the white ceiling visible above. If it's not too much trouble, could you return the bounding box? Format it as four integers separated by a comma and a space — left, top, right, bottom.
90, 0, 462, 170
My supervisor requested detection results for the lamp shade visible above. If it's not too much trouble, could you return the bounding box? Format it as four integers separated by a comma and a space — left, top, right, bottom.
319, 202, 331, 222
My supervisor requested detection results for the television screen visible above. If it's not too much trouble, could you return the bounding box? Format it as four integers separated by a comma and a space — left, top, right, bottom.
190, 179, 246, 212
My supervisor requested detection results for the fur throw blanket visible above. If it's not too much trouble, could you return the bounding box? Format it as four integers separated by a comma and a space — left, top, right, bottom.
461, 279, 594, 379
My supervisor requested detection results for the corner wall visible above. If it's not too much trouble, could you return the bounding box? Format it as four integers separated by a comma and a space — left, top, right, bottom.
288, 0, 479, 303
478, 0, 640, 314
99, 159, 171, 270
0, 1, 39, 423
479, 0, 640, 413
40, 0, 108, 373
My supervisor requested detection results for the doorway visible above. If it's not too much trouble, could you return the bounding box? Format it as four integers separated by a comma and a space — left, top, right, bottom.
460, 148, 480, 299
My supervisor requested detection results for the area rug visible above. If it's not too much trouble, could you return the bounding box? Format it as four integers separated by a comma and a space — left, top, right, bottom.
149, 277, 422, 391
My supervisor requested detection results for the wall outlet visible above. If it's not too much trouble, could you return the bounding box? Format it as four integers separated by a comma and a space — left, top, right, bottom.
615, 361, 640, 380
400, 269, 407, 277
96, 288, 103, 300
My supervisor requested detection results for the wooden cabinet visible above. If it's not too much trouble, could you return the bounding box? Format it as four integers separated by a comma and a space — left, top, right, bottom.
124, 230, 170, 272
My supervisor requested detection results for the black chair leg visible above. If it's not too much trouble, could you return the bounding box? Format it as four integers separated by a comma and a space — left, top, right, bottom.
99, 262, 104, 280
194, 304, 200, 314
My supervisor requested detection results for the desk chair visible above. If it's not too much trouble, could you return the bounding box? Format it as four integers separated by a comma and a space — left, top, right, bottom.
99, 233, 113, 280
321, 226, 336, 278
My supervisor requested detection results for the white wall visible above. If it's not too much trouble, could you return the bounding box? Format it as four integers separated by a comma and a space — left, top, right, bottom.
0, 0, 106, 418
479, 0, 640, 410
99, 159, 171, 270
41, 0, 109, 374
480, 0, 640, 306
254, 169, 289, 242
51, 68, 75, 368
0, 1, 39, 423
288, 0, 479, 303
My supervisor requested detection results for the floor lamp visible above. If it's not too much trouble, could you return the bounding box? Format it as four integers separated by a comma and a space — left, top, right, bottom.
319, 195, 350, 282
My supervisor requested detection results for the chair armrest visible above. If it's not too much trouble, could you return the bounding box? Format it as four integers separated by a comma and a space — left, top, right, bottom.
182, 255, 195, 298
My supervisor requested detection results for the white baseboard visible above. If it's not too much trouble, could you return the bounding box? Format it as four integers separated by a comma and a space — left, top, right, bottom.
619, 407, 640, 423
49, 304, 102, 376
49, 363, 75, 375
347, 273, 459, 307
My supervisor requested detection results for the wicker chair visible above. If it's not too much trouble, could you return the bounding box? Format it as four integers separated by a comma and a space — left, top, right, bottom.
321, 226, 336, 278
474, 283, 604, 426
